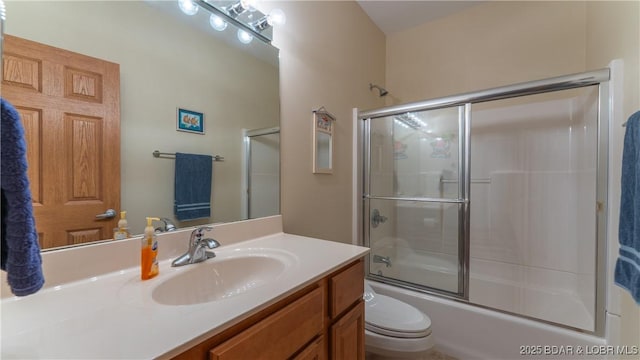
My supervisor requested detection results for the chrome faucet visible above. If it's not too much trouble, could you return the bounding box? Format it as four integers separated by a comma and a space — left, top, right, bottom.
372, 254, 392, 267
155, 217, 177, 233
171, 226, 220, 267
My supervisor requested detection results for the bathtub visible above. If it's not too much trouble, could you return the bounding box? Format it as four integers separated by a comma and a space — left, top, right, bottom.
368, 250, 605, 359
368, 280, 605, 360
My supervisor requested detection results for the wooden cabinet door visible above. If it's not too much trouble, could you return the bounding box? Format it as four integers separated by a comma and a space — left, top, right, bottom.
330, 260, 364, 318
330, 301, 365, 360
2, 35, 121, 249
292, 336, 326, 360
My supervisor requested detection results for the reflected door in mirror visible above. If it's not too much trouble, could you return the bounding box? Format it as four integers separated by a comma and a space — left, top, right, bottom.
247, 129, 280, 218
2, 35, 121, 249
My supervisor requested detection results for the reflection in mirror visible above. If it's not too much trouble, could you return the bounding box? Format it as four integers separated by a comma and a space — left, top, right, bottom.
244, 127, 280, 219
316, 133, 332, 170
3, 1, 280, 248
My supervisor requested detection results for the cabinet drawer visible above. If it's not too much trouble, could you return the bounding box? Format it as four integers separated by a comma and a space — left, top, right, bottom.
330, 260, 364, 319
209, 286, 324, 360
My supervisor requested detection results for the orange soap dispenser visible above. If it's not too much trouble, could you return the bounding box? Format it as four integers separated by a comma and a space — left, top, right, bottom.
141, 217, 160, 280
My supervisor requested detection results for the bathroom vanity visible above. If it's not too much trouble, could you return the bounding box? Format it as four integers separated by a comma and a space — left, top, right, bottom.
176, 259, 364, 359
0, 216, 369, 359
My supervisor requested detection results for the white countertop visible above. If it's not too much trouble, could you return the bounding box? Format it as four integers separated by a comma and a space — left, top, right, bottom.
1, 231, 369, 359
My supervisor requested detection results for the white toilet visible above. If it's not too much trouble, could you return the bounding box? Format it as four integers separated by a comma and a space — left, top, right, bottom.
364, 280, 434, 360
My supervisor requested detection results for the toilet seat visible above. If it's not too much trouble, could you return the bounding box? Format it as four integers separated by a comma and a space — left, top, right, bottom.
364, 292, 432, 339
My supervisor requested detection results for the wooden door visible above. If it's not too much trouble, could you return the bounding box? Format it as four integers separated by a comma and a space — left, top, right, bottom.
2, 35, 120, 249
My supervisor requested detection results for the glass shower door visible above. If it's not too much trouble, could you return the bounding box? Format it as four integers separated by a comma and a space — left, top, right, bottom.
364, 106, 467, 296
468, 87, 600, 331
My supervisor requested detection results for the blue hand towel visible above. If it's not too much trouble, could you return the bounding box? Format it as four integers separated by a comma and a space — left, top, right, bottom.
174, 152, 213, 221
615, 110, 640, 304
1, 98, 45, 296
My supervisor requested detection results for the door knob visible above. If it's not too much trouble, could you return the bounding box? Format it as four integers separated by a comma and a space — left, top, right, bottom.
95, 208, 117, 219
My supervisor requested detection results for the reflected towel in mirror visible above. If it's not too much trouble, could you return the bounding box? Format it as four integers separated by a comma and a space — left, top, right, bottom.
174, 152, 213, 221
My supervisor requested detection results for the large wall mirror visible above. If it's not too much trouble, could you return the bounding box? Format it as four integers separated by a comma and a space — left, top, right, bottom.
2, 1, 280, 249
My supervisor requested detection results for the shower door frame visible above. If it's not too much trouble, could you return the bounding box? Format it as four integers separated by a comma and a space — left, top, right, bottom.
362, 105, 470, 298
357, 68, 611, 336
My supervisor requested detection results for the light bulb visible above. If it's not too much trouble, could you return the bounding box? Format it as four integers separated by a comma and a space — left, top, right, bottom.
267, 8, 286, 26
237, 29, 253, 44
209, 14, 227, 31
178, 0, 198, 15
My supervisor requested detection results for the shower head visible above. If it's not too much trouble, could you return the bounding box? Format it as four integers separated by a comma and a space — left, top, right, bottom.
369, 83, 389, 97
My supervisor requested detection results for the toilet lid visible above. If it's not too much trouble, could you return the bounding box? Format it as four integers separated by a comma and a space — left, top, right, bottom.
364, 293, 431, 339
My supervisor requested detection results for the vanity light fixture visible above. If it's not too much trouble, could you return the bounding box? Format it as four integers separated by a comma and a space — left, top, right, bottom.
209, 14, 228, 31
225, 0, 256, 18
251, 8, 286, 32
237, 29, 254, 44
394, 113, 427, 130
183, 0, 284, 44
178, 0, 199, 15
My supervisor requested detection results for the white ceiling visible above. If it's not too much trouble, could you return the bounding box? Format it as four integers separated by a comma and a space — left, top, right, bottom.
356, 1, 482, 35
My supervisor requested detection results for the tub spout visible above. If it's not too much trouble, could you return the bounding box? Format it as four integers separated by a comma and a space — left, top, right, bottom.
373, 254, 392, 267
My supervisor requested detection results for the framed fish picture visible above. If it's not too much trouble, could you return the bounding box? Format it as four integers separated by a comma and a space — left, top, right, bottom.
177, 108, 205, 134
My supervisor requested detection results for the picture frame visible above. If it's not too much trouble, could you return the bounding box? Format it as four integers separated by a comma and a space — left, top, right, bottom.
177, 108, 205, 134
312, 109, 335, 174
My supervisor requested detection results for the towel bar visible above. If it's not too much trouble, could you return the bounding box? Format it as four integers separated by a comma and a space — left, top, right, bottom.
153, 150, 224, 161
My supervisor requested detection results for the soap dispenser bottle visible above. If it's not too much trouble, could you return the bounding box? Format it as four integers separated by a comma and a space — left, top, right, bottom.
141, 217, 160, 280
113, 211, 130, 241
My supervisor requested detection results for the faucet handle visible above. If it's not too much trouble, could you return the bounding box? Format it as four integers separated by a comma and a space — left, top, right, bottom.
201, 238, 220, 249
192, 226, 214, 238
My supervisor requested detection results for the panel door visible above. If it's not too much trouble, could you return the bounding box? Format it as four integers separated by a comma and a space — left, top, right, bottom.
2, 35, 121, 249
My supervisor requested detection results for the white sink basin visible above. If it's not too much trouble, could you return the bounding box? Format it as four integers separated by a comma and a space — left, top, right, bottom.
152, 250, 295, 306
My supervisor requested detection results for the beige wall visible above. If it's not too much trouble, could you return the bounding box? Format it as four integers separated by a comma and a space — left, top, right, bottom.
386, 1, 588, 104
270, 1, 386, 243
5, 1, 279, 234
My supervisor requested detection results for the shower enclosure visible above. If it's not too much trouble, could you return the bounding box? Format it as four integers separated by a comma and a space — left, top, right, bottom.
359, 69, 610, 334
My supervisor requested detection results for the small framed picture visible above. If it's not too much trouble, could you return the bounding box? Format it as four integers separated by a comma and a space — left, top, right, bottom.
177, 108, 205, 134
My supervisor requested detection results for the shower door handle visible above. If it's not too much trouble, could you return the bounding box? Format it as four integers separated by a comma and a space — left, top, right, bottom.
371, 209, 388, 228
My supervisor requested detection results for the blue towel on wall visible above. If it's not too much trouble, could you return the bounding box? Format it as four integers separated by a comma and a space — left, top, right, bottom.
174, 152, 213, 221
615, 110, 640, 304
1, 98, 45, 296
